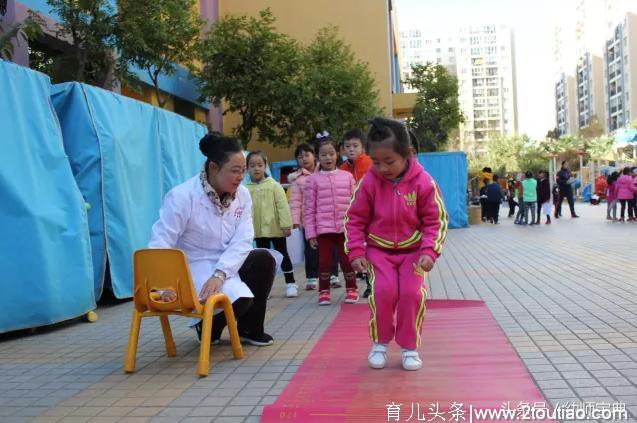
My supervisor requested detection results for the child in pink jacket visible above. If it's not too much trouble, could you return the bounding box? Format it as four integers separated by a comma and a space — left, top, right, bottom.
304, 137, 357, 305
606, 171, 619, 221
345, 117, 448, 371
617, 167, 636, 221
289, 143, 320, 290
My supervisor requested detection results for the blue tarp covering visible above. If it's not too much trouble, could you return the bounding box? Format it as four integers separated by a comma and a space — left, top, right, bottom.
270, 151, 468, 229
51, 83, 207, 299
417, 151, 468, 229
0, 61, 95, 333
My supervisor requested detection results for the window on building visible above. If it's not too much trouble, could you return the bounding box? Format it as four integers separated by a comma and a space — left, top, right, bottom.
173, 96, 196, 120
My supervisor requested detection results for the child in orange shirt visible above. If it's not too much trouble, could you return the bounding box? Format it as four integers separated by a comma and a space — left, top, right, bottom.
340, 129, 372, 183
340, 129, 373, 297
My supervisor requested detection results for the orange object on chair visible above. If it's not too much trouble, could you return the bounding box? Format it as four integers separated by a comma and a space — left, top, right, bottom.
124, 249, 244, 377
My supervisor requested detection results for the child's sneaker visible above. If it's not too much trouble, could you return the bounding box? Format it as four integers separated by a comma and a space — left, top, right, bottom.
305, 278, 318, 290
344, 288, 359, 304
318, 290, 331, 305
286, 284, 298, 298
330, 275, 342, 288
368, 343, 388, 369
401, 349, 422, 371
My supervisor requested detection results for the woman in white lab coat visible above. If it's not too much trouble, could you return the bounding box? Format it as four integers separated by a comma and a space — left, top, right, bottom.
149, 133, 275, 346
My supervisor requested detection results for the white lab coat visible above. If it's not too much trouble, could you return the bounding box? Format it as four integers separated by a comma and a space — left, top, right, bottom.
148, 175, 254, 303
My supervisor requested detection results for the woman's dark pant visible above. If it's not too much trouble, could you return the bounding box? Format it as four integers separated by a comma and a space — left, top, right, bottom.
557, 186, 576, 217
211, 250, 275, 339
507, 198, 517, 217
620, 199, 635, 220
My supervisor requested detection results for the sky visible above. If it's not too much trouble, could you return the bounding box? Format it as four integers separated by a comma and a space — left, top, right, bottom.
395, 0, 573, 139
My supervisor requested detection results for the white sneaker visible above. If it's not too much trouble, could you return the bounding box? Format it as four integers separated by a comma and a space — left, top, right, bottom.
330, 275, 342, 288
368, 343, 388, 369
401, 349, 422, 371
305, 278, 318, 290
286, 284, 298, 298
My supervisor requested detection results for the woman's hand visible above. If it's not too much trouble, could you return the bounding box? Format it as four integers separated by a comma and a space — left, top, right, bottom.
199, 276, 224, 302
283, 228, 292, 237
417, 255, 434, 272
352, 257, 368, 272
309, 238, 318, 249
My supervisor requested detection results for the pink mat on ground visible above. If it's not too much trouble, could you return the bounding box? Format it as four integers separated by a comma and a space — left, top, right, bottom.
261, 300, 552, 422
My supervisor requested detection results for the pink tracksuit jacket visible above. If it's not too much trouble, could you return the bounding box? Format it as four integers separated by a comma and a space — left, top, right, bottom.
303, 169, 356, 240
345, 159, 448, 350
345, 159, 448, 263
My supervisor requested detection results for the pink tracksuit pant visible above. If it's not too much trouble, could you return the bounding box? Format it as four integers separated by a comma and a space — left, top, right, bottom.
367, 247, 428, 350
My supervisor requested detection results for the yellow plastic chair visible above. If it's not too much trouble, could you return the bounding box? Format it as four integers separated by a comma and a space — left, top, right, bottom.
124, 248, 244, 377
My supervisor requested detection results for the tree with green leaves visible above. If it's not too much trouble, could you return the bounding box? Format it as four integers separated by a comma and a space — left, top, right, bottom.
294, 26, 381, 142
405, 62, 463, 152
469, 134, 549, 176
197, 9, 302, 148
545, 127, 560, 140
0, 12, 43, 60
578, 115, 604, 140
197, 10, 380, 149
116, 0, 201, 108
46, 0, 117, 87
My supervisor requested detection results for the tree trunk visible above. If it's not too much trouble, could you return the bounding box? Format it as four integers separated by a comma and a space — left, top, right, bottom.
239, 109, 254, 150
150, 70, 166, 109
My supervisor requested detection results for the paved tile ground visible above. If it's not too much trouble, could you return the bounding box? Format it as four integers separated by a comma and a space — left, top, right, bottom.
1, 203, 636, 422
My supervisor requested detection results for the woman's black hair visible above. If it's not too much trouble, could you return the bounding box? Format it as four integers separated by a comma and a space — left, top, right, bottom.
294, 143, 316, 158
199, 132, 242, 169
246, 150, 268, 168
366, 117, 410, 158
622, 166, 631, 175
482, 167, 492, 173
343, 129, 367, 144
525, 170, 533, 178
607, 171, 620, 184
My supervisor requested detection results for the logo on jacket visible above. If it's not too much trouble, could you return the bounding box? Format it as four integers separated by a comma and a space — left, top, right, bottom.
404, 191, 417, 207
234, 207, 244, 219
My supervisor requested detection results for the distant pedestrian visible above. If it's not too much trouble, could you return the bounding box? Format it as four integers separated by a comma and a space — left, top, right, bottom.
606, 171, 619, 221
514, 173, 525, 224
507, 179, 518, 218
616, 167, 636, 222
556, 161, 579, 218
521, 171, 537, 226
485, 175, 503, 224
536, 170, 551, 225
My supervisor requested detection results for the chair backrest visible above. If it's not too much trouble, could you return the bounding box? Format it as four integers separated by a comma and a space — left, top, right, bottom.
133, 249, 202, 314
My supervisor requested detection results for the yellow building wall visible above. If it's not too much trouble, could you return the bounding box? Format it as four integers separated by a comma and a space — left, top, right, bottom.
218, 0, 394, 161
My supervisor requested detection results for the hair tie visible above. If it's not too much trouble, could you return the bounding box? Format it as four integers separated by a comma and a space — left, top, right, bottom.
315, 130, 330, 140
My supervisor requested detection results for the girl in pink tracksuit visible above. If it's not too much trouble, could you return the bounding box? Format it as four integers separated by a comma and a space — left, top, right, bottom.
303, 137, 358, 306
345, 118, 448, 372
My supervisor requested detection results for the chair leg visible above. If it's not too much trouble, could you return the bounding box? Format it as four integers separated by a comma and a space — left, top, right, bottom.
124, 310, 142, 373
197, 297, 215, 377
222, 296, 244, 360
159, 316, 177, 357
